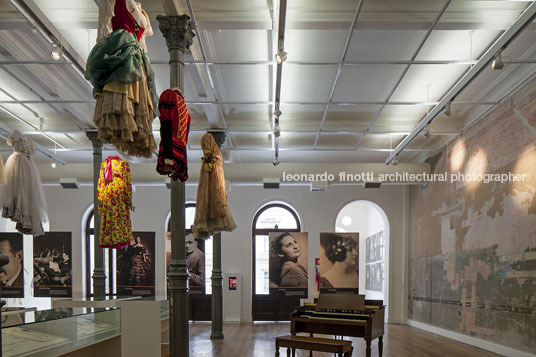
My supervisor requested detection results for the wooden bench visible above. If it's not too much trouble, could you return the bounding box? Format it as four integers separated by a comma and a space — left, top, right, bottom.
275, 335, 353, 357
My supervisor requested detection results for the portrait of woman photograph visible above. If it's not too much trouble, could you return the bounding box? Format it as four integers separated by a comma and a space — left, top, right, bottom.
319, 232, 359, 289
269, 232, 308, 289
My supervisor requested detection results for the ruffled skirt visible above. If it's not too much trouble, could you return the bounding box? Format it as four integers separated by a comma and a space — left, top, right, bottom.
1, 152, 48, 236
93, 65, 156, 158
193, 205, 237, 239
86, 29, 158, 158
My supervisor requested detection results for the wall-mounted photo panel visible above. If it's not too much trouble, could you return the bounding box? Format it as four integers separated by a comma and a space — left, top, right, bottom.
366, 262, 384, 291
0, 232, 24, 297
319, 232, 359, 290
268, 232, 308, 289
166, 231, 206, 290
33, 232, 72, 297
366, 231, 383, 263
116, 232, 155, 296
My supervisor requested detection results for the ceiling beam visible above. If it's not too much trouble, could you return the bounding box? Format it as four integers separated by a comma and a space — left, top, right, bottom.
18, 128, 459, 136
0, 123, 66, 165
386, 1, 536, 164
355, 0, 453, 152
313, 0, 363, 149
9, 0, 87, 75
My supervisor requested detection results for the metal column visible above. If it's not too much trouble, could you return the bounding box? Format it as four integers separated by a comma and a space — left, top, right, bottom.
157, 15, 195, 357
210, 232, 224, 339
86, 131, 105, 297
208, 131, 226, 339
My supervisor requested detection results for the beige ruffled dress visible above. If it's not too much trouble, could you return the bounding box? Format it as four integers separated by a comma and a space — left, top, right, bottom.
193, 134, 236, 239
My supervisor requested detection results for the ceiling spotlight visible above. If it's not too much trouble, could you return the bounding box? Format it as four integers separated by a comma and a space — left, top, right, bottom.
273, 109, 282, 118
51, 43, 62, 61
392, 155, 399, 166
51, 161, 57, 168
274, 48, 287, 64
273, 159, 280, 166
422, 124, 430, 138
444, 102, 452, 117
492, 51, 504, 70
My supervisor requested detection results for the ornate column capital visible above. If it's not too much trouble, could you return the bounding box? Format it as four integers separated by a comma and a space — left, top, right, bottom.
86, 131, 102, 149
157, 15, 195, 51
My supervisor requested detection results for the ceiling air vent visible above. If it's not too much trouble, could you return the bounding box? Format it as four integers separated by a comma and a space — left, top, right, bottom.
364, 181, 382, 189
263, 178, 280, 189
59, 178, 79, 189
310, 181, 328, 192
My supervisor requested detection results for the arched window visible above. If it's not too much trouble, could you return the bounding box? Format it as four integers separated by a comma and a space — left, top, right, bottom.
252, 203, 300, 295
85, 208, 115, 296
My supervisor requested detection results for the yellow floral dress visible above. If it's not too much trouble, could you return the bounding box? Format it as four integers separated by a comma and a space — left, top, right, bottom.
97, 156, 133, 248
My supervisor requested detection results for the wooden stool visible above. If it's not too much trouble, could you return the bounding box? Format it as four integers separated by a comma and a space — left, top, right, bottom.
275, 335, 353, 357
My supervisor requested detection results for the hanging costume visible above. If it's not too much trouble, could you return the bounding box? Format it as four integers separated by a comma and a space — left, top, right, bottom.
97, 156, 133, 248
0, 155, 6, 186
156, 89, 191, 182
193, 133, 236, 239
86, 0, 157, 158
1, 130, 48, 236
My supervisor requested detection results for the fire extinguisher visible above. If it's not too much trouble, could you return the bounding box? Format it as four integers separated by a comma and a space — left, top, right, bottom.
315, 258, 320, 291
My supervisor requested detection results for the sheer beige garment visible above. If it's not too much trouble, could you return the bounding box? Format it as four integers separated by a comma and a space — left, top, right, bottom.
193, 133, 236, 239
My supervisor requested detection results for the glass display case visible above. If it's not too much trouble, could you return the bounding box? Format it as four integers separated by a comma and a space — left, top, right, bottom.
2, 307, 120, 357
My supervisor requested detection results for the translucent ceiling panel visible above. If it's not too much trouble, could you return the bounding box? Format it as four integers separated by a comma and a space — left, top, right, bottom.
206, 30, 268, 61
278, 104, 325, 130
229, 132, 271, 148
415, 30, 501, 61
221, 104, 271, 129
284, 29, 347, 62
324, 104, 382, 130
316, 134, 360, 150
281, 65, 338, 102
209, 64, 269, 102
373, 104, 428, 131
346, 30, 426, 61
278, 133, 316, 149
333, 65, 407, 102
389, 64, 470, 102
356, 134, 407, 151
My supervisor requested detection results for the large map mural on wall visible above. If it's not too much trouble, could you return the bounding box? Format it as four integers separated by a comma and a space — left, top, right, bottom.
408, 80, 536, 353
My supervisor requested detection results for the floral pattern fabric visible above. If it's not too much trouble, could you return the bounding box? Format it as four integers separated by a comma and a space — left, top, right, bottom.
97, 156, 133, 248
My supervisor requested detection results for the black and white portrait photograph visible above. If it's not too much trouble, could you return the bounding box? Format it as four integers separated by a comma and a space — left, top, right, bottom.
319, 232, 359, 289
0, 233, 24, 297
116, 232, 155, 296
269, 232, 308, 289
33, 232, 72, 297
166, 231, 206, 289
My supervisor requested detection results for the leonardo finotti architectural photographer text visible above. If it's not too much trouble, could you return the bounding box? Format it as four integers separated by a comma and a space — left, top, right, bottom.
282, 171, 527, 184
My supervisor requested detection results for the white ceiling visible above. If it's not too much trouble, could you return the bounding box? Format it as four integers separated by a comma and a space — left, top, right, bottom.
0, 0, 535, 178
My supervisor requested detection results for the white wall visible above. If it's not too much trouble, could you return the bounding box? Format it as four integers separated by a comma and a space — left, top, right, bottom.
20, 183, 408, 323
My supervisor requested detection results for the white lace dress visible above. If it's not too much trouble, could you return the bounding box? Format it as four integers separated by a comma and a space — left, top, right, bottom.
1, 130, 48, 236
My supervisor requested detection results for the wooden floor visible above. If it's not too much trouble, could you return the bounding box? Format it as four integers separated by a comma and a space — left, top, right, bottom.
162, 322, 501, 356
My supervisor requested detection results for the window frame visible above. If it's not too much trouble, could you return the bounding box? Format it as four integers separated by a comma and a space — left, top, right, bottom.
251, 203, 301, 296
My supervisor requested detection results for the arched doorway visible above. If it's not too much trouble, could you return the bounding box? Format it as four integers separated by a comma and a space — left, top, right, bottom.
251, 202, 301, 321
335, 200, 390, 320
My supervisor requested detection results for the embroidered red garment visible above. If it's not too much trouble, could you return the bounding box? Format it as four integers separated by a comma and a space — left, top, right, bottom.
156, 89, 191, 182
111, 0, 145, 42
